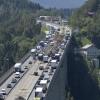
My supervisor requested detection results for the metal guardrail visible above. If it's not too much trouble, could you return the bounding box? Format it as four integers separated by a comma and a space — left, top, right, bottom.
0, 34, 45, 86
0, 51, 31, 86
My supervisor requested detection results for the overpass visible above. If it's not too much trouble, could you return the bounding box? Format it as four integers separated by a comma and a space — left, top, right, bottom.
0, 20, 72, 100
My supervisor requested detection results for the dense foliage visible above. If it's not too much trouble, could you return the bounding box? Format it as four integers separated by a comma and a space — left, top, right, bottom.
70, 0, 100, 88
0, 0, 74, 76
70, 0, 100, 47
0, 0, 43, 74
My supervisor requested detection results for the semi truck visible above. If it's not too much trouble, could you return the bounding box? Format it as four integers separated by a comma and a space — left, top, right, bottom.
43, 56, 48, 62
14, 63, 21, 72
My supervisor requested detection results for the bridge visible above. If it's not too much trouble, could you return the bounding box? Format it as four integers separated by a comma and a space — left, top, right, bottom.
0, 20, 72, 100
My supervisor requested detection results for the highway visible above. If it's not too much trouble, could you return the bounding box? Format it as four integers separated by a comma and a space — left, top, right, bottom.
0, 19, 72, 100
28, 48, 65, 100
5, 34, 59, 99
6, 60, 47, 100
0, 56, 32, 94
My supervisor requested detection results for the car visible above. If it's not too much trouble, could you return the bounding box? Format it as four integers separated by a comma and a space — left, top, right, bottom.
43, 69, 48, 72
15, 72, 20, 78
29, 61, 32, 64
45, 66, 49, 69
49, 70, 53, 75
39, 74, 44, 80
24, 66, 28, 69
7, 84, 12, 88
11, 78, 17, 83
34, 72, 38, 76
39, 66, 44, 70
20, 70, 24, 73
1, 89, 6, 95
43, 87, 47, 93
15, 96, 25, 100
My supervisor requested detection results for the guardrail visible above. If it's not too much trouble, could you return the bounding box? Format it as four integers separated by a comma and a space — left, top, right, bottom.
0, 51, 31, 86
0, 33, 45, 86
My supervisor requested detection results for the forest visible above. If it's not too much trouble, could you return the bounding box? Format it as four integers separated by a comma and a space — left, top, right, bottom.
0, 0, 43, 74
0, 0, 73, 76
70, 0, 100, 47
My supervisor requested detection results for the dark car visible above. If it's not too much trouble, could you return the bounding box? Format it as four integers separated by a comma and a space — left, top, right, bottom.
0, 93, 4, 100
39, 66, 44, 70
24, 66, 28, 69
29, 61, 32, 64
15, 96, 25, 100
34, 72, 38, 76
43, 69, 48, 72
7, 84, 12, 88
11, 78, 17, 83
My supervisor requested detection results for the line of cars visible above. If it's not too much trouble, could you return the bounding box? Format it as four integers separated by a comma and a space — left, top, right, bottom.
0, 30, 70, 100
1, 33, 53, 100
0, 61, 30, 99
29, 34, 69, 100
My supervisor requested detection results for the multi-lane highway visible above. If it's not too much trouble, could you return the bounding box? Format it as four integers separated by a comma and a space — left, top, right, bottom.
0, 56, 32, 95
6, 61, 45, 100
0, 19, 72, 100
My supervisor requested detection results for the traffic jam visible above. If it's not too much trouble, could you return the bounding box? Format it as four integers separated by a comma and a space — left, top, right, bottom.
0, 31, 70, 100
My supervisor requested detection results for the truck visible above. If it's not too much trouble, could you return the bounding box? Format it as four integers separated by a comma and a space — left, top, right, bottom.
35, 87, 43, 98
40, 80, 47, 92
14, 63, 21, 72
43, 56, 48, 62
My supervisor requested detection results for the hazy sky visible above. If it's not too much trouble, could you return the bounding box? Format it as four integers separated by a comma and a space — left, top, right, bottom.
31, 0, 86, 8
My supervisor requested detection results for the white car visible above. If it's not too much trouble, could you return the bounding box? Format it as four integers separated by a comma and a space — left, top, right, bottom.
15, 72, 20, 78
1, 89, 6, 95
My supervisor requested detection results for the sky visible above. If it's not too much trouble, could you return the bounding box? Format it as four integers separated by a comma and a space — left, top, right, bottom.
31, 0, 86, 8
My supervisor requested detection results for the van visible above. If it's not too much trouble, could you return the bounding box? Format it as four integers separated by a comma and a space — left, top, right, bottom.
51, 60, 57, 68
35, 87, 43, 97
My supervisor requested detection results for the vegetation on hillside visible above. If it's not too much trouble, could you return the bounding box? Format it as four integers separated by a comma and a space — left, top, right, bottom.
0, 0, 43, 74
70, 0, 100, 47
69, 0, 100, 88
0, 0, 74, 76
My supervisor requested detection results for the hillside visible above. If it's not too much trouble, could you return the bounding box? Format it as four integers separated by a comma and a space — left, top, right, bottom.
0, 0, 43, 75
0, 0, 74, 76
70, 0, 100, 47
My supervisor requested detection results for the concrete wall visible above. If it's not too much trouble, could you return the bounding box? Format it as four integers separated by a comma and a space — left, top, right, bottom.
45, 42, 70, 100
